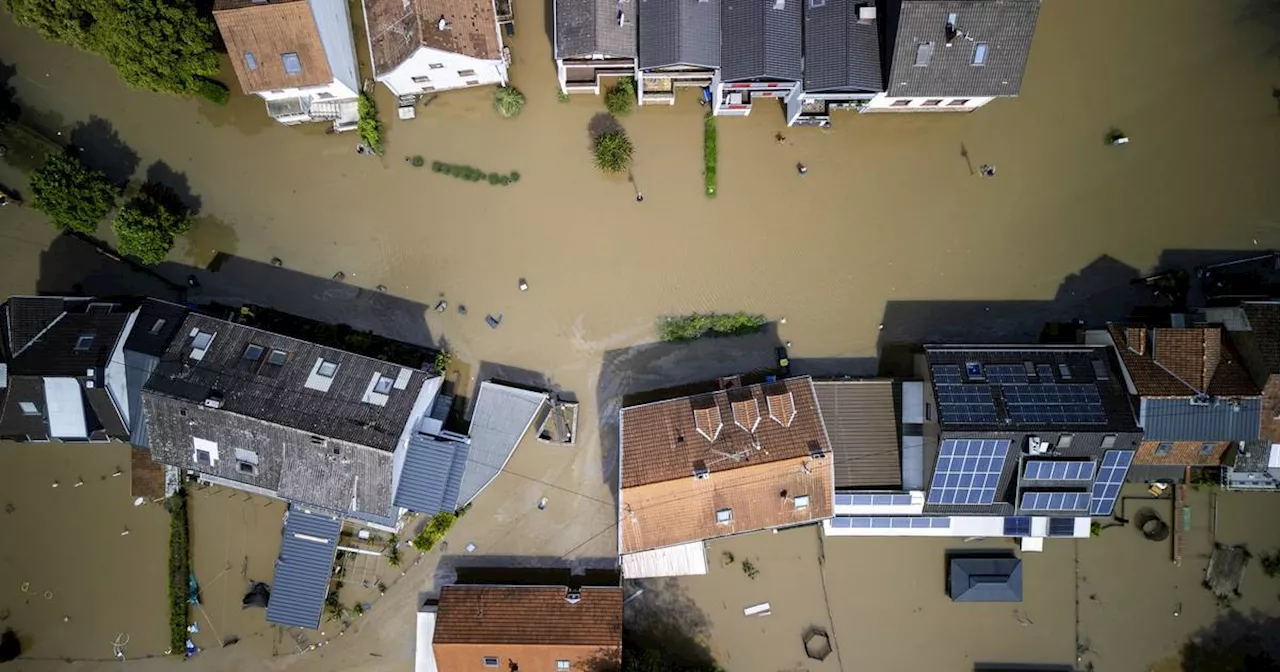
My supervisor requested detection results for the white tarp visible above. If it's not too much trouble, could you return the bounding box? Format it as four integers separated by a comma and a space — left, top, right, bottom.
622, 541, 709, 578
44, 377, 87, 438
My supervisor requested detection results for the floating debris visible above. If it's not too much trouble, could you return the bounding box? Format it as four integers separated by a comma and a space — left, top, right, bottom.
458, 304, 467, 315
332, 271, 346, 282
270, 257, 283, 267
435, 300, 448, 313
518, 278, 529, 291
486, 314, 503, 329
112, 468, 122, 477
51, 480, 59, 488
538, 497, 548, 510
75, 477, 84, 487
121, 527, 130, 536
464, 542, 477, 553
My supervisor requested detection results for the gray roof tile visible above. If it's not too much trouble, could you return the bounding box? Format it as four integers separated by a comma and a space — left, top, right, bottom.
721, 0, 801, 81
555, 0, 637, 59
266, 507, 340, 629
804, 0, 882, 92
392, 433, 471, 514
639, 0, 721, 69
886, 0, 1040, 98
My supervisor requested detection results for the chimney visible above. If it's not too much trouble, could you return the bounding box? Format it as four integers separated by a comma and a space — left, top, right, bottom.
203, 391, 224, 409
565, 588, 582, 604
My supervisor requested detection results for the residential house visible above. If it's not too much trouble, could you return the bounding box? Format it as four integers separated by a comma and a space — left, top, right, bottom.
213, 0, 361, 130
1095, 323, 1261, 482
865, 0, 1041, 112
712, 0, 802, 117
553, 0, 637, 95
825, 346, 1142, 544
618, 376, 834, 578
789, 0, 882, 126
636, 0, 721, 105
419, 585, 622, 671
0, 297, 136, 443
362, 0, 508, 99
1190, 302, 1280, 490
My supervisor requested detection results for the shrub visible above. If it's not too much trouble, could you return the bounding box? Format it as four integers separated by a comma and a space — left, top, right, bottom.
1262, 552, 1280, 578
357, 92, 384, 155
192, 78, 230, 105
605, 82, 633, 116
433, 349, 452, 374
557, 89, 570, 103
410, 155, 425, 167
592, 129, 633, 174
657, 312, 767, 342
510, 171, 521, 183
167, 489, 190, 653
113, 188, 192, 265
431, 161, 444, 172
30, 152, 119, 234
494, 86, 526, 118
410, 512, 457, 552
703, 112, 716, 198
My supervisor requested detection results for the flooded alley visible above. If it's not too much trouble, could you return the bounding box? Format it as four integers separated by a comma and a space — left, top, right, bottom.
1, 0, 1279, 669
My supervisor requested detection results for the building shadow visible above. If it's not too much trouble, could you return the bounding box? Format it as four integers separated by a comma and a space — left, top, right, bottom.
1179, 608, 1280, 671
143, 160, 202, 215
68, 116, 139, 188
0, 58, 18, 126
35, 233, 184, 299
623, 576, 720, 670
428, 554, 621, 596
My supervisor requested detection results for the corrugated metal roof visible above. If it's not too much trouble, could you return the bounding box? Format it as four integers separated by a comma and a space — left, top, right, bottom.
1140, 398, 1261, 442
266, 508, 340, 629
813, 380, 901, 489
393, 434, 471, 514
456, 383, 546, 506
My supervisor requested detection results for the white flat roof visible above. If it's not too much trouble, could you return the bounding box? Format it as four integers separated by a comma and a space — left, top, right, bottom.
44, 377, 87, 438
415, 608, 439, 672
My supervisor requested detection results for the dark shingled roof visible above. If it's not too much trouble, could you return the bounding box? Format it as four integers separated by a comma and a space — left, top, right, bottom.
435, 585, 623, 646
555, 0, 637, 59
720, 0, 801, 82
813, 380, 901, 489
803, 0, 882, 92
638, 0, 721, 70
886, 0, 1041, 98
949, 556, 1022, 602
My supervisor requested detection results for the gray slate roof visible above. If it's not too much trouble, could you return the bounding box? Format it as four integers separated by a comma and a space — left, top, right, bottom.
1139, 398, 1261, 442
949, 556, 1022, 602
638, 0, 721, 70
393, 433, 470, 514
456, 382, 547, 506
886, 0, 1041, 98
814, 380, 901, 489
555, 0, 637, 59
720, 0, 801, 82
266, 507, 341, 630
803, 0, 882, 92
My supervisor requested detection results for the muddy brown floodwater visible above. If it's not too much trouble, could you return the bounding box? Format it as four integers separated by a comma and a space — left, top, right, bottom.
1, 0, 1279, 669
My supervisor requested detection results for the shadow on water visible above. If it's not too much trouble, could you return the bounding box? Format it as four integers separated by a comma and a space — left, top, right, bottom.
430, 554, 620, 593
1238, 0, 1280, 57
193, 56, 274, 137
624, 577, 719, 670
69, 116, 139, 187
1179, 609, 1280, 671
144, 160, 202, 215
182, 214, 240, 268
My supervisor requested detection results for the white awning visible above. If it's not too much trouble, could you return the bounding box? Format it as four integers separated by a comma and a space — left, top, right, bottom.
44, 377, 87, 438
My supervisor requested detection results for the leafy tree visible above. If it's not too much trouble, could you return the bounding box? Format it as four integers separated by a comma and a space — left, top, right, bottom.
605, 78, 634, 116
494, 85, 526, 118
30, 152, 119, 234
5, 0, 228, 103
113, 186, 191, 265
592, 129, 633, 174
357, 92, 384, 155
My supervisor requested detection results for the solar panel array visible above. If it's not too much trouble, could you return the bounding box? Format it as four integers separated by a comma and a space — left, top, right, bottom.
934, 385, 998, 424
931, 365, 963, 384
1004, 384, 1106, 424
1003, 516, 1031, 536
1048, 517, 1079, 537
1089, 450, 1134, 515
1020, 491, 1091, 512
830, 517, 951, 529
835, 493, 913, 507
1024, 460, 1097, 481
927, 439, 1010, 505
986, 364, 1029, 384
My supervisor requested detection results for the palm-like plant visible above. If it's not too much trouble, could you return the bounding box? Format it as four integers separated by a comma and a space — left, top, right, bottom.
494, 86, 526, 118
592, 130, 634, 174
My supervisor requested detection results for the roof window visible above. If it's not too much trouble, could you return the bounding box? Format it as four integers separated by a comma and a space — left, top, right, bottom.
972, 42, 988, 65
191, 330, 214, 350
374, 374, 394, 395
244, 51, 258, 71
267, 349, 288, 366
715, 508, 733, 524
794, 495, 810, 510
74, 333, 95, 351
149, 318, 167, 335
243, 344, 264, 361
482, 657, 499, 668
281, 52, 302, 75
914, 42, 934, 67
19, 401, 38, 415
317, 358, 338, 378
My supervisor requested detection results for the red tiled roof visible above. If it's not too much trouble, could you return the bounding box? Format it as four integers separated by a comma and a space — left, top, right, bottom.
1108, 324, 1258, 398
434, 586, 622, 646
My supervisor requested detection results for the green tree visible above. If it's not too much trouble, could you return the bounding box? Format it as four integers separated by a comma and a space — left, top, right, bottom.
29, 152, 119, 234
494, 85, 526, 118
592, 129, 633, 174
5, 0, 228, 103
604, 78, 634, 116
113, 187, 191, 265
357, 92, 384, 155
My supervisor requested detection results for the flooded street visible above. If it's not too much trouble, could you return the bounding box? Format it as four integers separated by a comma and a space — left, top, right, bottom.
2, 0, 1280, 668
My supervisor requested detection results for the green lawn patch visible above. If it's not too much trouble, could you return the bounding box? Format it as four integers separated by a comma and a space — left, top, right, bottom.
703, 112, 717, 198
658, 312, 765, 342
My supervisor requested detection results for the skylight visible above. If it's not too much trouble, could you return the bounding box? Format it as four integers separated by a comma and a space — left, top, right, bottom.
281, 52, 302, 75
914, 42, 934, 67
244, 52, 258, 71
74, 334, 95, 351
373, 375, 394, 394
972, 43, 988, 66
267, 349, 288, 366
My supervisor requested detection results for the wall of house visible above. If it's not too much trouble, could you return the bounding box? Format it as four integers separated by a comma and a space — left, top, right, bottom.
637, 68, 715, 105
390, 376, 445, 502
1134, 440, 1231, 466
1262, 376, 1280, 444
433, 643, 615, 672
256, 79, 356, 103
379, 47, 506, 98
823, 515, 1090, 538
309, 0, 360, 97
713, 81, 799, 117
864, 95, 994, 111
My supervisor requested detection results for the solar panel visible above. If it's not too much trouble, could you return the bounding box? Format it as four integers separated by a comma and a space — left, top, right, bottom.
1024, 460, 1097, 481
837, 493, 913, 507
935, 384, 998, 424
1004, 384, 1106, 424
1048, 517, 1078, 537
1089, 450, 1134, 515
1003, 516, 1031, 536
1035, 364, 1056, 382
931, 365, 963, 384
926, 439, 1010, 505
835, 517, 951, 529
986, 364, 1029, 385
1020, 491, 1091, 512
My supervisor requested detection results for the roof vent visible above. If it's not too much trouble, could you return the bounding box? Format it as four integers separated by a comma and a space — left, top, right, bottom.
693, 460, 710, 479
437, 15, 450, 30
773, 0, 784, 9
565, 588, 582, 604
731, 397, 761, 433
857, 4, 875, 21
1190, 394, 1212, 406
808, 441, 826, 459
693, 403, 723, 442
203, 392, 224, 409
617, 10, 625, 25
765, 387, 796, 427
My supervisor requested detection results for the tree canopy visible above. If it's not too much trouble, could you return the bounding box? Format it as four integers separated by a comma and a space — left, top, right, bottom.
5, 0, 228, 103
30, 152, 119, 234
113, 186, 191, 265
593, 129, 634, 174
494, 86, 526, 118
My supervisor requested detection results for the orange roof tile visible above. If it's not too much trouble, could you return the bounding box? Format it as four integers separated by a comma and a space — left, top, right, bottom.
434, 586, 622, 646
1109, 324, 1258, 398
214, 0, 333, 94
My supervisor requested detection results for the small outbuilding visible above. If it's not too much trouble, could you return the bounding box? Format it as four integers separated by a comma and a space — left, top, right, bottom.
948, 557, 1023, 602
